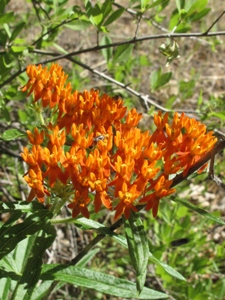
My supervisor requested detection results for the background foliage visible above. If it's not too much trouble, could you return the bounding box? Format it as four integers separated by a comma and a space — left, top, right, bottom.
0, 0, 225, 299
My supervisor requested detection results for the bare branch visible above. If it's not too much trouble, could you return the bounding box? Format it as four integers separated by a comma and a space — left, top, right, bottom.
1, 28, 225, 89
32, 17, 79, 47
204, 11, 225, 35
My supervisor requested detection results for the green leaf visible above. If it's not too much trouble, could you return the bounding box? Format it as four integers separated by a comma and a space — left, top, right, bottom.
87, 3, 103, 27
74, 217, 106, 230
10, 21, 26, 41
150, 68, 172, 91
172, 197, 225, 225
65, 19, 91, 30
32, 281, 64, 300
148, 252, 185, 281
186, 0, 207, 14
113, 44, 134, 63
11, 45, 27, 53
0, 278, 11, 300
53, 42, 68, 54
0, 210, 54, 260
101, 0, 112, 20
76, 248, 100, 268
104, 8, 124, 26
0, 208, 56, 300
100, 35, 113, 62
0, 201, 43, 214
0, 0, 6, 16
16, 229, 56, 299
190, 8, 210, 21
73, 217, 185, 281
141, 0, 149, 10
147, 0, 169, 9
3, 23, 11, 38
0, 129, 25, 140
41, 265, 168, 299
0, 256, 20, 281
0, 106, 11, 123
176, 0, 182, 12
0, 11, 14, 25
124, 212, 149, 294
210, 111, 225, 121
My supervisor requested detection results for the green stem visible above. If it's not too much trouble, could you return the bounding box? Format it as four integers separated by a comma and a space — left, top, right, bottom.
50, 197, 68, 216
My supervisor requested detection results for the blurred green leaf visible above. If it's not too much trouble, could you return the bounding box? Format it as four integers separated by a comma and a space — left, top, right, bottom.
87, 3, 103, 27
113, 44, 134, 63
176, 0, 183, 12
104, 8, 124, 26
65, 19, 91, 30
0, 11, 14, 25
190, 8, 210, 21
10, 21, 26, 42
186, 0, 208, 14
172, 197, 225, 225
0, 0, 6, 16
100, 35, 113, 62
101, 0, 112, 20
3, 23, 11, 38
0, 129, 25, 140
150, 68, 172, 91
147, 0, 169, 9
209, 111, 225, 121
0, 106, 11, 123
11, 45, 27, 53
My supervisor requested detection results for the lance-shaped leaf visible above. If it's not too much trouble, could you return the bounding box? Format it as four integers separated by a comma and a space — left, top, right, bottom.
41, 265, 168, 299
124, 212, 149, 294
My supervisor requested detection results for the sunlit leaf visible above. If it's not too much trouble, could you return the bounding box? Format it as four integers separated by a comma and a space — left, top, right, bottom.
0, 129, 25, 140
41, 265, 168, 299
172, 197, 225, 225
125, 212, 149, 294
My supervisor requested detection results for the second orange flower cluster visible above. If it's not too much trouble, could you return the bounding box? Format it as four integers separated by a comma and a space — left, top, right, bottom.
21, 64, 217, 220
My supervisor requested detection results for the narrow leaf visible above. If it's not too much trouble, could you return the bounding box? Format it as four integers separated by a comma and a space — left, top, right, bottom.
113, 44, 134, 63
104, 8, 124, 26
124, 212, 149, 294
74, 217, 185, 280
41, 265, 168, 299
0, 210, 53, 260
10, 21, 26, 41
100, 35, 113, 62
12, 225, 56, 299
173, 197, 225, 225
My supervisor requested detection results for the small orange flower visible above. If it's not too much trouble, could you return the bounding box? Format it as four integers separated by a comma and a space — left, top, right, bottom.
26, 128, 45, 145
68, 189, 91, 218
115, 182, 140, 220
140, 175, 175, 217
24, 168, 50, 203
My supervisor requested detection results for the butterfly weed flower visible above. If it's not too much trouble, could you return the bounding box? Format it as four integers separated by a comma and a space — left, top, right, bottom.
21, 64, 217, 220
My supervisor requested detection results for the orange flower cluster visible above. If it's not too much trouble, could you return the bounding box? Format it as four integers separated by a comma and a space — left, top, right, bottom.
21, 64, 217, 220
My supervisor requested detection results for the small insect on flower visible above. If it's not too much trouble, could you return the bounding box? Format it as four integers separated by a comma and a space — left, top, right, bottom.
93, 135, 105, 143
112, 94, 123, 101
